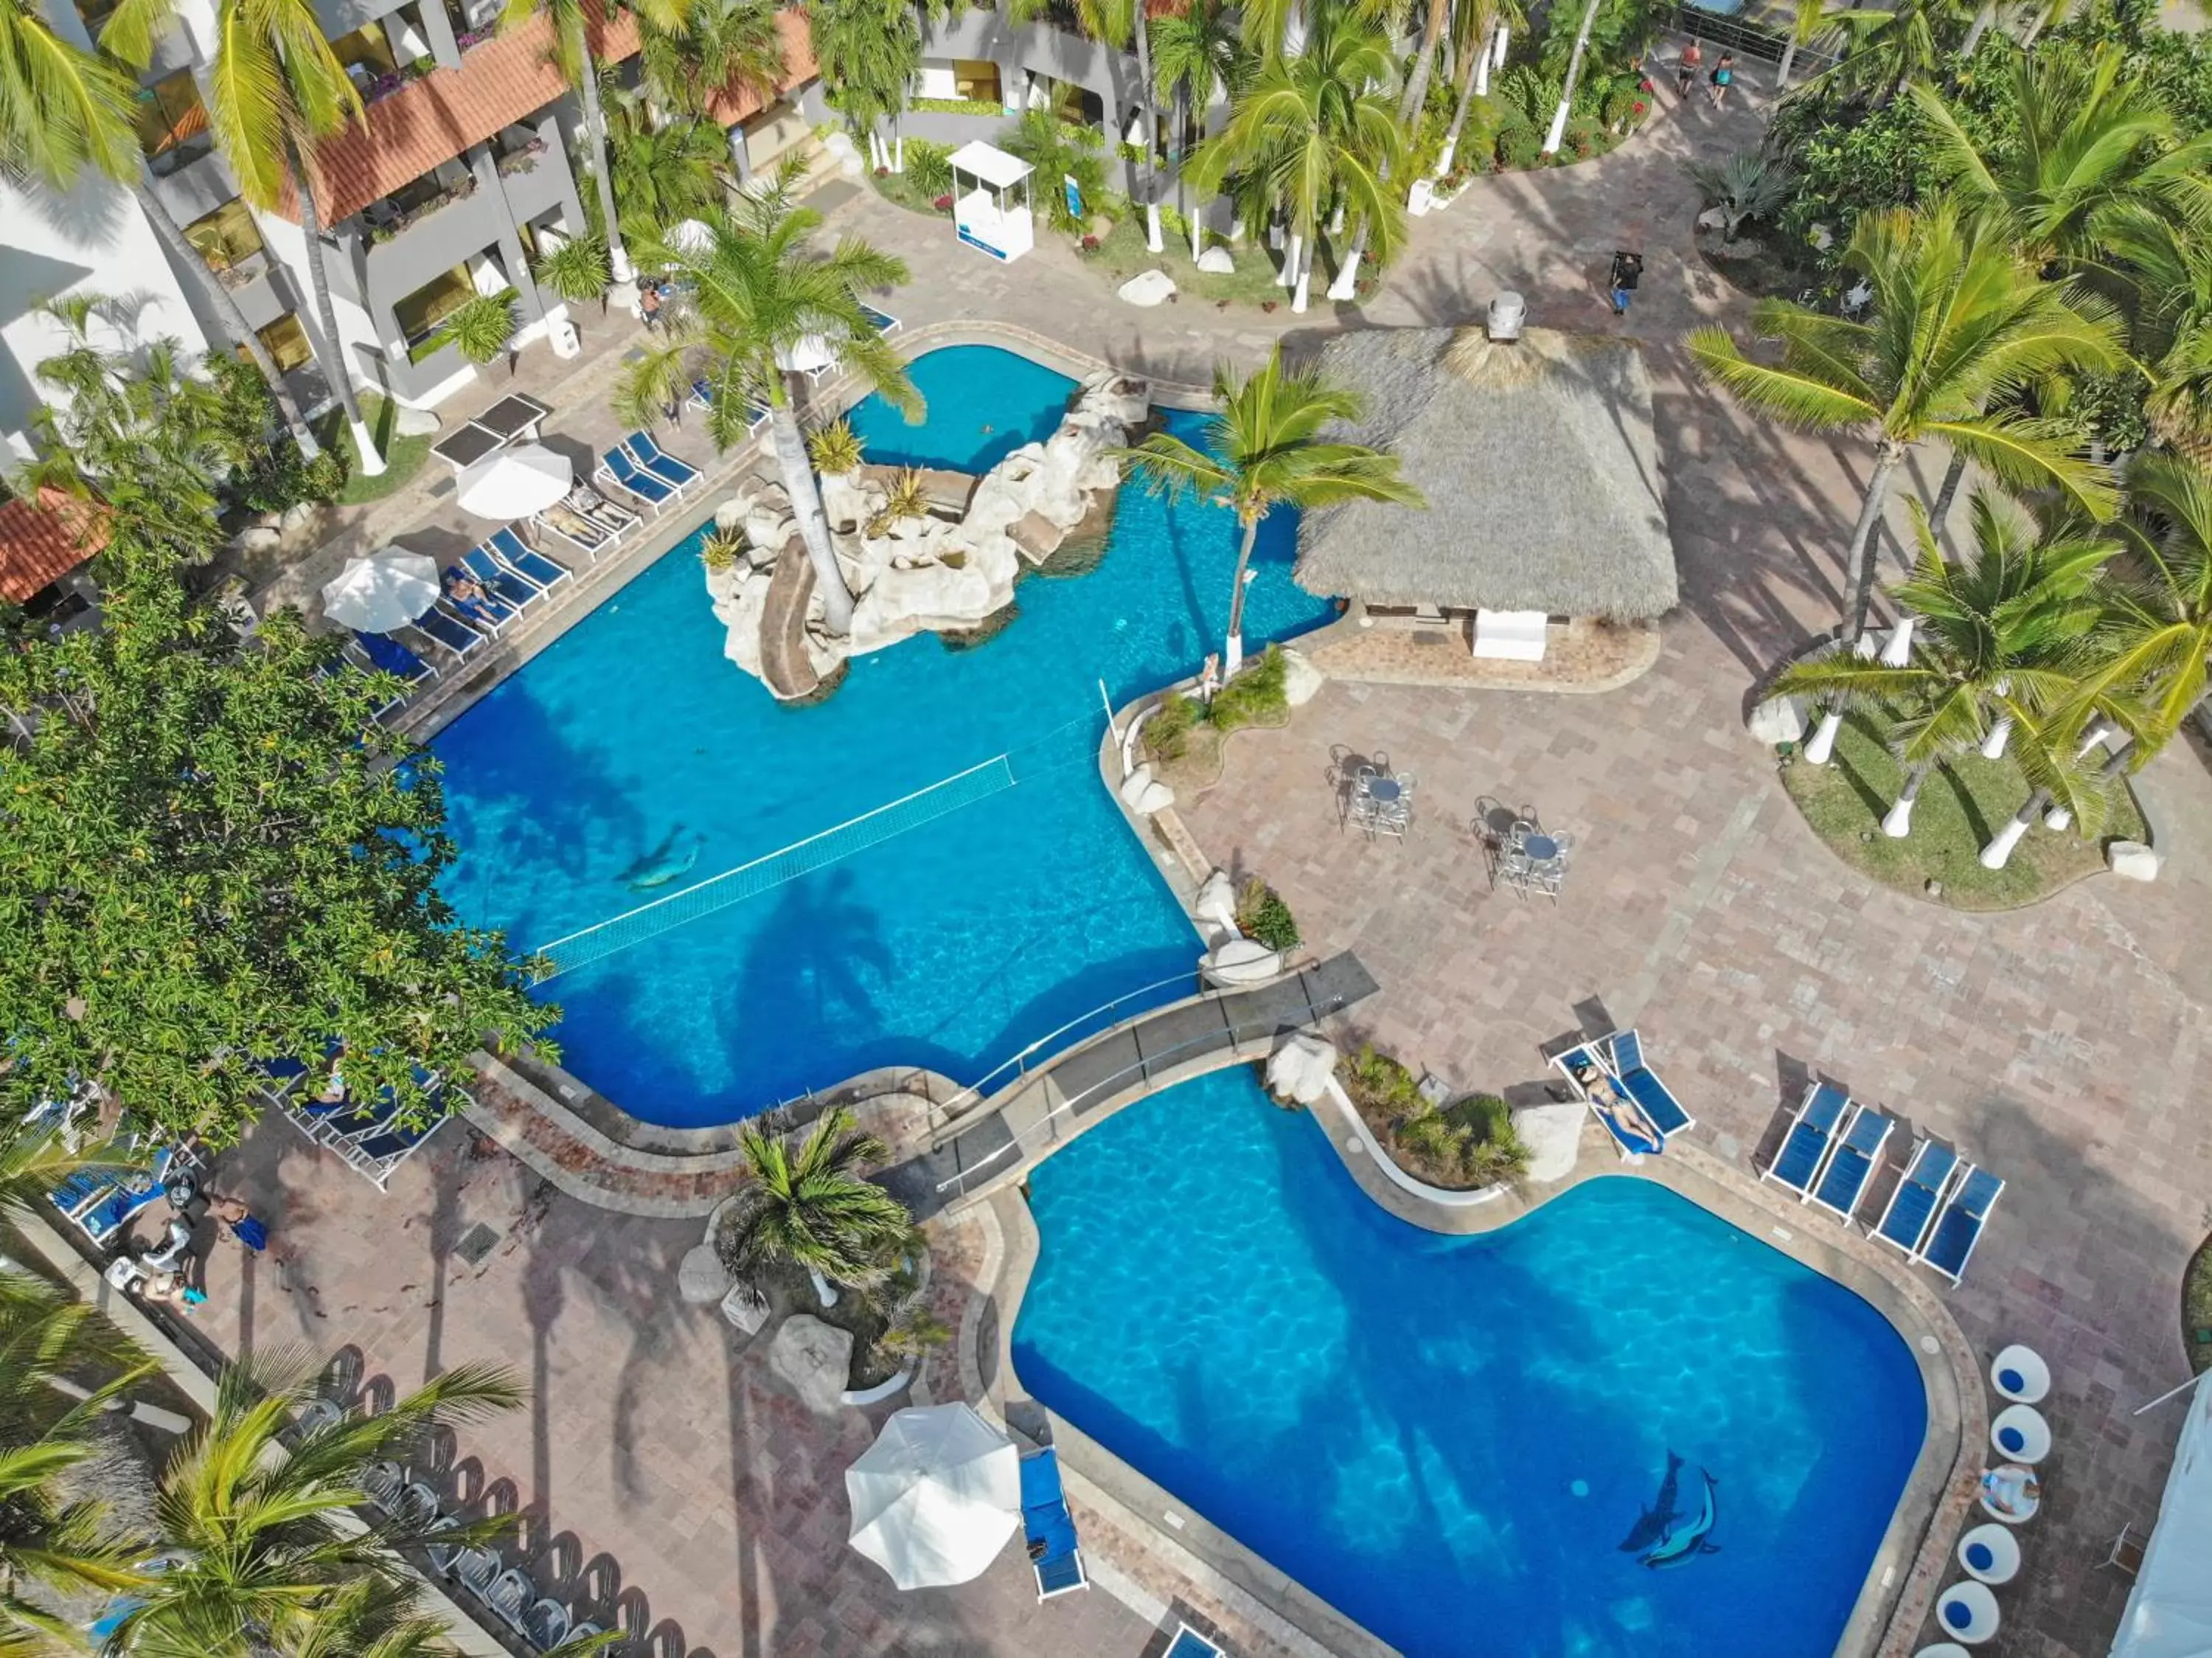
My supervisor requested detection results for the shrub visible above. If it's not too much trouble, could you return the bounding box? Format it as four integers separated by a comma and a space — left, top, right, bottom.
1393, 1089, 1531, 1188
904, 138, 955, 199
1496, 125, 1540, 170
808, 417, 865, 475
1143, 692, 1204, 761
1209, 645, 1287, 732
1079, 233, 1101, 254
699, 528, 746, 572
1342, 1044, 1424, 1116
1235, 877, 1300, 951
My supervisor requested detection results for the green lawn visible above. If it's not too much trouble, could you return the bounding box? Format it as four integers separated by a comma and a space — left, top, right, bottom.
2185, 1233, 2212, 1376
1088, 213, 1346, 311
1779, 710, 2144, 911
315, 393, 431, 506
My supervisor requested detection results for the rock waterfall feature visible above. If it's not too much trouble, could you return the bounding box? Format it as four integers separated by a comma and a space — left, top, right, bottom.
706, 374, 1152, 698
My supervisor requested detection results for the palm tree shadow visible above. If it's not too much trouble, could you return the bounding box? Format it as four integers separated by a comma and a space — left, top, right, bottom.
1936, 757, 1994, 844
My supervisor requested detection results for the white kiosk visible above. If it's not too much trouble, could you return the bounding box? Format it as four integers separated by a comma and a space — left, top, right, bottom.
948, 141, 1034, 264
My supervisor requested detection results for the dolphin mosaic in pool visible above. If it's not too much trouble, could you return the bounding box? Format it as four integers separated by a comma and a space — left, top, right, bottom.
1618, 1451, 1685, 1555
616, 827, 702, 891
1640, 1468, 1722, 1569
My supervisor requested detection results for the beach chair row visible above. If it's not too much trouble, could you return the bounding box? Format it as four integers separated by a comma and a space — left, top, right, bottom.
595, 429, 704, 514
48, 1140, 197, 1246
1548, 1027, 1697, 1161
1761, 1081, 2003, 1284
260, 1058, 457, 1190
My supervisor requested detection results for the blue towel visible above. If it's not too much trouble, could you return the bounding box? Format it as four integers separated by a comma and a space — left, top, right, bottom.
232, 1215, 268, 1252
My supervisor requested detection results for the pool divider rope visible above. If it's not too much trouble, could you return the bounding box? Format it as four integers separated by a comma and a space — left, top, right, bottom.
529, 710, 1106, 979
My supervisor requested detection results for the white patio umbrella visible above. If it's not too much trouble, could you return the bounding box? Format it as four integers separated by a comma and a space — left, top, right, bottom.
786, 334, 837, 375
320, 546, 440, 634
666, 217, 714, 256
454, 443, 573, 519
846, 1404, 1020, 1590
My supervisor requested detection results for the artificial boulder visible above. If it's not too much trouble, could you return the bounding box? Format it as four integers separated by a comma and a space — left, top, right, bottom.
392, 403, 442, 437
722, 1280, 770, 1334
769, 1314, 855, 1414
1192, 868, 1239, 936
822, 130, 865, 178
1266, 1031, 1337, 1106
1512, 1102, 1585, 1184
1196, 245, 1237, 274
677, 1244, 733, 1305
1748, 694, 1805, 746
1203, 937, 1281, 986
1281, 646, 1324, 708
1116, 269, 1177, 308
1119, 763, 1175, 816
2108, 840, 2163, 881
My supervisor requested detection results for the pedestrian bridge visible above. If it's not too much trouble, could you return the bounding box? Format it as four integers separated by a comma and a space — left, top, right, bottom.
878, 952, 1378, 1221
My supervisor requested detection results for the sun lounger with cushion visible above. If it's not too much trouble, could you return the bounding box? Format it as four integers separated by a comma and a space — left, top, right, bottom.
68, 1146, 179, 1243
530, 502, 613, 560
1020, 1448, 1088, 1600
347, 631, 433, 687
597, 446, 676, 511
1761, 1081, 1851, 1196
623, 429, 701, 490
1917, 1165, 2003, 1284
1809, 1103, 1893, 1221
1548, 1042, 1662, 1159
1873, 1138, 1960, 1257
459, 546, 546, 608
405, 608, 487, 662
487, 527, 572, 594
1166, 1626, 1227, 1658
571, 484, 640, 534
1605, 1028, 1695, 1140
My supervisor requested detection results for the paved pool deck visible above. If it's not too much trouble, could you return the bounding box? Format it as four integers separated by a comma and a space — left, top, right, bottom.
150, 66, 2212, 1658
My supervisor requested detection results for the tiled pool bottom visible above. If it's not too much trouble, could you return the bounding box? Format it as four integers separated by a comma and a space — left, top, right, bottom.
1012, 1066, 1929, 1658
429, 347, 1334, 1128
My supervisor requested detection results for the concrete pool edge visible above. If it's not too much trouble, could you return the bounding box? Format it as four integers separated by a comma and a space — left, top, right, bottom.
975, 1064, 1983, 1658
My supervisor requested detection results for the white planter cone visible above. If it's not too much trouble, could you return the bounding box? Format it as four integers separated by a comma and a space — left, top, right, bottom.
2044, 805, 2073, 830
1292, 262, 1312, 312
808, 1265, 841, 1308
1326, 252, 1359, 302
1493, 23, 1510, 68
1145, 202, 1164, 253
1433, 138, 1458, 177
1882, 794, 1916, 837
1880, 616, 1915, 665
1803, 709, 1843, 766
1980, 816, 2031, 870
349, 417, 387, 476
1279, 232, 1300, 286
610, 244, 634, 283
1543, 100, 1570, 155
1979, 715, 2012, 760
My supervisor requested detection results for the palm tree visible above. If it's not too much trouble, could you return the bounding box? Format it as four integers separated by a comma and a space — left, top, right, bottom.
1773, 0, 1830, 90
807, 0, 921, 172
1117, 345, 1425, 673
113, 1354, 524, 1654
1, 0, 322, 462
1001, 108, 1107, 235
1151, 0, 1242, 259
498, 0, 692, 285
1187, 4, 1405, 313
641, 0, 785, 181
1775, 492, 2118, 833
2098, 205, 2212, 455
1011, 0, 1164, 249
1, 1259, 158, 1651
1687, 204, 2124, 656
627, 176, 916, 635
1435, 0, 1523, 177
602, 83, 728, 243
714, 1106, 915, 1290
2091, 454, 2212, 744
103, 0, 388, 474
1809, 0, 1976, 103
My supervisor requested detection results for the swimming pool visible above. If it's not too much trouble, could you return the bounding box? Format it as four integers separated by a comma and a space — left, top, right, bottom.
1012, 1066, 1928, 1658
431, 347, 1333, 1126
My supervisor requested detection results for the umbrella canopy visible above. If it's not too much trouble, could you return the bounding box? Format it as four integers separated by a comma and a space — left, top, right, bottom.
321, 547, 439, 633
454, 443, 573, 519
846, 1404, 1020, 1590
786, 334, 838, 375
666, 218, 714, 256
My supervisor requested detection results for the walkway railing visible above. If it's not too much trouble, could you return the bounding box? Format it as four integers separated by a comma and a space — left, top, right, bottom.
1669, 0, 1840, 70
925, 968, 1205, 1128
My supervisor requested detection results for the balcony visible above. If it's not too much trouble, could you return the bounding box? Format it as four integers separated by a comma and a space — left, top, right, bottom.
361, 173, 479, 247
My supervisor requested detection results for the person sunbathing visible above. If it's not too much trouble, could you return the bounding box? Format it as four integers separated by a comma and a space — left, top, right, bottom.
442, 569, 504, 627
1575, 1058, 1661, 1144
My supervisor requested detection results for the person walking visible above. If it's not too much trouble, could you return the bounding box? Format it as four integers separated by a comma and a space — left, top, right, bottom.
1609, 250, 1644, 316
1709, 52, 1736, 108
1675, 39, 1704, 98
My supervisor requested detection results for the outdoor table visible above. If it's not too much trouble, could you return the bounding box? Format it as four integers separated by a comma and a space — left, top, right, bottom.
1522, 833, 1559, 862
1368, 777, 1403, 804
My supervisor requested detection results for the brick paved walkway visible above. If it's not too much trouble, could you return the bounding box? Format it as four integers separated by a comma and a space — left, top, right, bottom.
165, 67, 2212, 1658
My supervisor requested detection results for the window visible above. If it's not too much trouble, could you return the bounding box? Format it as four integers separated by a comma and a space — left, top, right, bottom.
182, 198, 265, 274
327, 20, 397, 74
953, 60, 1001, 104
251, 314, 315, 375
392, 266, 476, 345
134, 69, 210, 174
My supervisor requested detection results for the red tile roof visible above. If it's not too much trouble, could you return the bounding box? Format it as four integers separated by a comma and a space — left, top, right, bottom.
705, 8, 816, 127
296, 4, 817, 227
0, 488, 109, 603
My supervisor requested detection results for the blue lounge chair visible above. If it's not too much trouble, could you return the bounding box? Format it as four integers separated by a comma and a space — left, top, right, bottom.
1607, 1029, 1694, 1140
688, 380, 771, 433
1551, 1042, 1661, 1159
1166, 1626, 1225, 1658
72, 1146, 178, 1243
406, 608, 486, 662
1761, 1081, 1851, 1196
48, 1168, 116, 1221
459, 546, 544, 610
1918, 1165, 2003, 1284
1873, 1139, 1961, 1258
623, 430, 700, 490
487, 527, 573, 594
348, 631, 433, 687
1019, 1448, 1087, 1600
1809, 1103, 1893, 1221
597, 447, 676, 511
860, 303, 901, 338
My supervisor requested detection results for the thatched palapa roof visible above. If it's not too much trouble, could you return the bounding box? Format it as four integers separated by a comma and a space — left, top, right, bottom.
1293, 327, 1678, 620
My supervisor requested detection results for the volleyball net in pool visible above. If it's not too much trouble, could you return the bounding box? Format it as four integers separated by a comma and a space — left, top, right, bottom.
529, 711, 1105, 980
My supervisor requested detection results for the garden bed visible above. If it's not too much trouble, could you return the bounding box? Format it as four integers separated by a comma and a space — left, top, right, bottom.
1086, 215, 1347, 311
2185, 1231, 2212, 1376
1778, 710, 2145, 911
1338, 1045, 1529, 1191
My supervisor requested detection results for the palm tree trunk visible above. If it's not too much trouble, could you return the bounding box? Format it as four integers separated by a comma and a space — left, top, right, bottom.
1399, 0, 1451, 127
287, 138, 384, 476
1279, 226, 1301, 287
132, 178, 321, 459
577, 52, 631, 282
1929, 449, 1968, 543
1435, 27, 1486, 176
1882, 760, 1928, 837
1843, 440, 1903, 644
1979, 785, 2048, 869
1291, 233, 1314, 312
1545, 0, 1603, 154
1224, 513, 1261, 673
765, 394, 855, 634
1327, 220, 1368, 302
1135, 18, 1163, 252
1960, 0, 1997, 55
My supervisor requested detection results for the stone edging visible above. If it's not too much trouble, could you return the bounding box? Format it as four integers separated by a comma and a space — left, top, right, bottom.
1315, 1075, 1511, 1208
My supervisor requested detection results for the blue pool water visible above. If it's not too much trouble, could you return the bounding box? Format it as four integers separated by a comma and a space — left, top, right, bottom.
1013, 1067, 1928, 1658
430, 347, 1332, 1125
